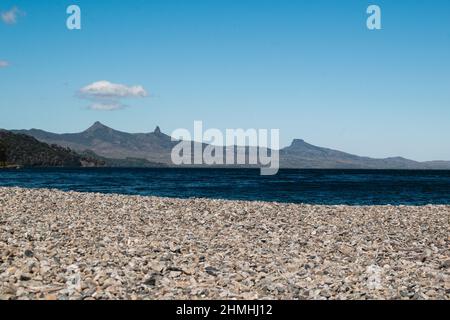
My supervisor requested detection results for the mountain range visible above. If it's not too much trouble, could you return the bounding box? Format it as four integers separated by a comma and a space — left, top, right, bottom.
8, 122, 450, 169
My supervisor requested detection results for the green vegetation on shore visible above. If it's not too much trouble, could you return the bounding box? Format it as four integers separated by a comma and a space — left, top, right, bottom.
0, 141, 6, 167
0, 130, 104, 168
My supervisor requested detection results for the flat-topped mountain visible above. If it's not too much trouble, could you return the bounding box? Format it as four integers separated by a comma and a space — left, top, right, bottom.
12, 122, 450, 169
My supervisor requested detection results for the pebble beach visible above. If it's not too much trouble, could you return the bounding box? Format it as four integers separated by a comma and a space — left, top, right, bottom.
0, 187, 449, 300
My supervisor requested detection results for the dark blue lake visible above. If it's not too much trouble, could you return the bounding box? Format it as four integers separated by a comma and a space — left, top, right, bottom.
1, 168, 450, 205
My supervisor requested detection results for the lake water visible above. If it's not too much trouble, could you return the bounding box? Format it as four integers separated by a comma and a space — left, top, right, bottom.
1, 168, 450, 205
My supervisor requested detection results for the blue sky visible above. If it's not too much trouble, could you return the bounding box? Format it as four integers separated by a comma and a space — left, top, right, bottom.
0, 0, 449, 161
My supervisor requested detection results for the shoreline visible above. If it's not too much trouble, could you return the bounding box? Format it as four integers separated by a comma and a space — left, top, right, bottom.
0, 187, 449, 300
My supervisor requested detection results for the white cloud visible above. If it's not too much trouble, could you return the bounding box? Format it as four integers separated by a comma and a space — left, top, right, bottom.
1, 7, 24, 25
80, 81, 148, 99
89, 102, 124, 111
0, 60, 9, 68
78, 81, 149, 111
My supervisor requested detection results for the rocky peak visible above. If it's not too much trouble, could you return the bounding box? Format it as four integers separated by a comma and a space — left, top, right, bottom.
85, 121, 110, 133
290, 139, 307, 147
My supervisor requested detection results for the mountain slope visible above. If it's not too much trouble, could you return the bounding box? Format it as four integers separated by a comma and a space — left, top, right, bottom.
14, 122, 177, 164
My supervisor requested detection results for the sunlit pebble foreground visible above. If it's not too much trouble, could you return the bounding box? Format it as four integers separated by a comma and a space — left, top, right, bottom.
0, 187, 449, 300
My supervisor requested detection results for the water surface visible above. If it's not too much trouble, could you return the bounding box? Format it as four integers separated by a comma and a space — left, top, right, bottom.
1, 168, 450, 205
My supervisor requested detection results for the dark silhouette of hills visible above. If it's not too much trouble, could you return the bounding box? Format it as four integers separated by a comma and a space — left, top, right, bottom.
0, 130, 104, 168
11, 122, 450, 169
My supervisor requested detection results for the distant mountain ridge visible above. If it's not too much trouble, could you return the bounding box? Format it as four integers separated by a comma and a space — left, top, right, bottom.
14, 122, 177, 164
280, 139, 426, 169
11, 122, 450, 169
